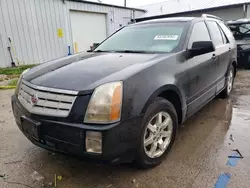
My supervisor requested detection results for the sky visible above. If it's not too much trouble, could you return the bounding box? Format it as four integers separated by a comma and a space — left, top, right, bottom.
92, 0, 166, 7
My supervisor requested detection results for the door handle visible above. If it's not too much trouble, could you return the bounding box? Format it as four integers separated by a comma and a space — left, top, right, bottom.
229, 47, 232, 52
212, 54, 217, 60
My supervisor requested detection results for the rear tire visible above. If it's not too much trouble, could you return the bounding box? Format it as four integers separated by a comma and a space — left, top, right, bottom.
135, 97, 178, 169
219, 64, 234, 98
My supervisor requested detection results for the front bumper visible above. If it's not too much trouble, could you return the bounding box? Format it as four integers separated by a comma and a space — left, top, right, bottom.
11, 95, 143, 164
237, 45, 250, 69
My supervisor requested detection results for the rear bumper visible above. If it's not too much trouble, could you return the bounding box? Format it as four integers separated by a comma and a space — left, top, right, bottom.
11, 95, 143, 164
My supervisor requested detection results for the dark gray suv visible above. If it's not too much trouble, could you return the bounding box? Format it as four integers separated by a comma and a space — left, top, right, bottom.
12, 14, 237, 168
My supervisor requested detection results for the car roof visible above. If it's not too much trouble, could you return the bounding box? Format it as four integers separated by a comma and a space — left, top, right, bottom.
133, 16, 226, 26
227, 19, 250, 25
134, 17, 196, 25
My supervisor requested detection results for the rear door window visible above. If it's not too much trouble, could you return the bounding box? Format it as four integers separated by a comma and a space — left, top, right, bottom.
218, 22, 234, 39
219, 26, 228, 44
207, 21, 224, 47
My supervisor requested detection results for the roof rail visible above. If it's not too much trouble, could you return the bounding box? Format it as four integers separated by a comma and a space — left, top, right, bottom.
202, 14, 223, 21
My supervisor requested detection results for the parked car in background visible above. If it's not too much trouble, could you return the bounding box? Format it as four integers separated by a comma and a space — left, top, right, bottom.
12, 14, 237, 169
227, 19, 250, 69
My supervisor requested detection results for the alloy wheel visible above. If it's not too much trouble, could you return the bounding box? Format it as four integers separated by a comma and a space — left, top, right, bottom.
144, 111, 173, 158
227, 69, 234, 94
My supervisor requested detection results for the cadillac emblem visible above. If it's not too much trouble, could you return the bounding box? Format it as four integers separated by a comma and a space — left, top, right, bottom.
30, 94, 38, 105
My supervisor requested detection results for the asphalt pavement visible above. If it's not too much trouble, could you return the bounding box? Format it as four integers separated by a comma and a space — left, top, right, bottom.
1, 70, 250, 188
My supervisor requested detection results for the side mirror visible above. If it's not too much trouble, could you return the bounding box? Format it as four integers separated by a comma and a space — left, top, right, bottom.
88, 43, 100, 52
93, 43, 100, 49
188, 41, 215, 58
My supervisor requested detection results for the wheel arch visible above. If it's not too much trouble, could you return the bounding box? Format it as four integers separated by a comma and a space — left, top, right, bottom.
141, 85, 185, 124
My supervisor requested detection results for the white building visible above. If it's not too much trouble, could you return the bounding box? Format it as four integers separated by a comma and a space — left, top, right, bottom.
137, 0, 250, 22
0, 0, 145, 67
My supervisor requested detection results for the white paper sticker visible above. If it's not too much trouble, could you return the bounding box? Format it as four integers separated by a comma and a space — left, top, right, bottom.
154, 35, 179, 40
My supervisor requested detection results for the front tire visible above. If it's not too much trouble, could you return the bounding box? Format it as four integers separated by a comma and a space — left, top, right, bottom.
135, 97, 178, 169
220, 64, 235, 98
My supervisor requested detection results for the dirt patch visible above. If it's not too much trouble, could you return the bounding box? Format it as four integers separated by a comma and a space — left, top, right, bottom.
0, 74, 19, 88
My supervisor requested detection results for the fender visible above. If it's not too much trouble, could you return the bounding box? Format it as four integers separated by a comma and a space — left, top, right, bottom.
141, 84, 187, 123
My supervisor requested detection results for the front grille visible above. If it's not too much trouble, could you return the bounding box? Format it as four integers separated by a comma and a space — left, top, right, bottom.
18, 80, 77, 117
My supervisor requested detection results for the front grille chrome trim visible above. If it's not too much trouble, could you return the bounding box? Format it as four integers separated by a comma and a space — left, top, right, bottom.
18, 80, 77, 117
22, 80, 79, 95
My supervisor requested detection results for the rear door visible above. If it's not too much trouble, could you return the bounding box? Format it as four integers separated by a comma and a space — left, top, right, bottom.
206, 21, 231, 94
186, 21, 217, 117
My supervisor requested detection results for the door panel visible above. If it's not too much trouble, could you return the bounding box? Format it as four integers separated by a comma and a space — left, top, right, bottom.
184, 21, 217, 117
186, 52, 216, 116
215, 45, 230, 93
216, 23, 233, 94
206, 21, 231, 94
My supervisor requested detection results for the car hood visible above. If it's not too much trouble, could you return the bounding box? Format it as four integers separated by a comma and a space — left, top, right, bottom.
23, 52, 169, 92
235, 40, 250, 51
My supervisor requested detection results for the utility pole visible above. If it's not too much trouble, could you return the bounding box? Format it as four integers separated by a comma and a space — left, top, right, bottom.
124, 0, 126, 7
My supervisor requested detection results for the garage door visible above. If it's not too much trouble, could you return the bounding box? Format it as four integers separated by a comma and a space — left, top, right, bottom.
70, 11, 107, 53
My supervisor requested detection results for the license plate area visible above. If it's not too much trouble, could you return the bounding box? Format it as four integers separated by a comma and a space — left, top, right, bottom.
21, 116, 41, 141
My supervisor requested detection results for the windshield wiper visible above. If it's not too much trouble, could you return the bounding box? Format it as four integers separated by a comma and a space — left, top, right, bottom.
116, 50, 152, 53
94, 50, 112, 52
93, 50, 156, 53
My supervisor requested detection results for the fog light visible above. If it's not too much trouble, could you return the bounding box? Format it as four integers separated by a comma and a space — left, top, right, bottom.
86, 131, 102, 154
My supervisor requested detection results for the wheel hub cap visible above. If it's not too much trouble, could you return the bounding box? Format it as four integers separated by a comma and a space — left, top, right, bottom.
144, 112, 173, 158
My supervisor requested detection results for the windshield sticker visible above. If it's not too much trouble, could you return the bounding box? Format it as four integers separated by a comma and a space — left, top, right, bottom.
154, 35, 179, 40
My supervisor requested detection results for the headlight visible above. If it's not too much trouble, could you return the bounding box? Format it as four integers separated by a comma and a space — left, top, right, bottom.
84, 81, 123, 124
15, 68, 30, 95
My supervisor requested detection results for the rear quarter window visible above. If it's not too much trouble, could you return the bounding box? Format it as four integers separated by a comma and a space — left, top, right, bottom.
218, 22, 234, 39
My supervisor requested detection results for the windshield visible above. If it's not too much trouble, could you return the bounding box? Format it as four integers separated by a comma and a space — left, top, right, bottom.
228, 23, 250, 39
94, 22, 187, 53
